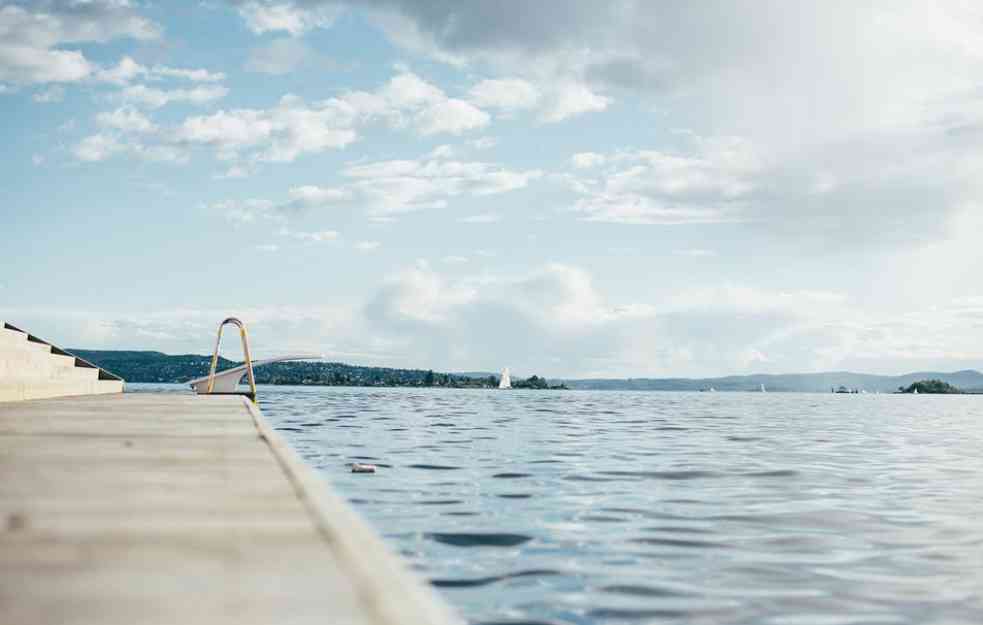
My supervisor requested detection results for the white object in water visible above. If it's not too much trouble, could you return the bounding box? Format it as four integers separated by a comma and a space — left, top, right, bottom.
352, 463, 376, 473
188, 353, 323, 394
913, 387, 919, 394
760, 383, 767, 393
499, 367, 512, 389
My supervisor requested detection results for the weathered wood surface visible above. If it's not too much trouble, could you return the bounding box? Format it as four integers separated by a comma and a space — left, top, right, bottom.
0, 392, 456, 625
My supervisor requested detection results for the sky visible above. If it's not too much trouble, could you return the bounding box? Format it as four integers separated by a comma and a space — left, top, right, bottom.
3, 0, 983, 378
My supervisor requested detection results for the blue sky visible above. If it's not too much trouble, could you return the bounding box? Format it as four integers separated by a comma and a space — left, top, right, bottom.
3, 1, 983, 378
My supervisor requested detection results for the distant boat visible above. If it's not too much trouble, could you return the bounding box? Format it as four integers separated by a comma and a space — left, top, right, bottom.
499, 367, 512, 389
913, 387, 918, 394
760, 384, 766, 393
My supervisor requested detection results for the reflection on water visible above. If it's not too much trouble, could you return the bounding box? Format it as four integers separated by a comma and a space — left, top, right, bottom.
256, 386, 983, 625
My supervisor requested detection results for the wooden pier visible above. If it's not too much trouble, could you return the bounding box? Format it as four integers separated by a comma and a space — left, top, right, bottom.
0, 392, 456, 625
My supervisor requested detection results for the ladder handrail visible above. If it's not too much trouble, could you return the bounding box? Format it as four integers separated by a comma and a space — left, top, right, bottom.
206, 317, 257, 400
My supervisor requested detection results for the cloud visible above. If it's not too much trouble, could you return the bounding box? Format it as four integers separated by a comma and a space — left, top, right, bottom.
174, 94, 358, 162
97, 57, 226, 85
245, 38, 314, 74
167, 71, 486, 168
221, 2, 983, 241
212, 150, 541, 221
96, 107, 156, 133
368, 71, 489, 135
0, 2, 158, 84
73, 132, 186, 163
565, 136, 761, 225
468, 78, 540, 111
360, 262, 983, 377
235, 0, 341, 35
73, 133, 123, 162
121, 84, 229, 108
339, 153, 542, 215
355, 240, 380, 252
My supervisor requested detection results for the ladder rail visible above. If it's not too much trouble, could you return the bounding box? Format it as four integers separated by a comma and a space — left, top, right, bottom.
205, 317, 257, 400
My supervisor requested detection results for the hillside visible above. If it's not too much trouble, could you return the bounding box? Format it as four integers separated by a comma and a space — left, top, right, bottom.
68, 350, 983, 393
70, 350, 511, 388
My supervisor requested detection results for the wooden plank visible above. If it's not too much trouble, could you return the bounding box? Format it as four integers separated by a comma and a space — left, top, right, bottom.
0, 393, 457, 625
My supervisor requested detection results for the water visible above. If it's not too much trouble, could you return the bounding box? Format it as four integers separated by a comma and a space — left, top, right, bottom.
253, 387, 983, 624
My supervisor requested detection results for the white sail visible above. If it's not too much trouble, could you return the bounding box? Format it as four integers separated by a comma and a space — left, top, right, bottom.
760, 383, 767, 393
499, 367, 512, 389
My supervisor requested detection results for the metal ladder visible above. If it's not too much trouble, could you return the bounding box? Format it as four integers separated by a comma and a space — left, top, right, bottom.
204, 317, 257, 400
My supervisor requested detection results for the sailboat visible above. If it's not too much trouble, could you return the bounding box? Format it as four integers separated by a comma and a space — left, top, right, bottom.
499, 367, 512, 389
760, 383, 767, 393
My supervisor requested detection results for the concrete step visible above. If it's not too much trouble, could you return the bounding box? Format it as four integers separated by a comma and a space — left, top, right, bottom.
0, 379, 124, 402
0, 360, 99, 382
0, 348, 78, 373
0, 329, 53, 354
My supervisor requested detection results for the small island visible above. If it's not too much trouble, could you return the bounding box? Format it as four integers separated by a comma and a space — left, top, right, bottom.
898, 379, 963, 394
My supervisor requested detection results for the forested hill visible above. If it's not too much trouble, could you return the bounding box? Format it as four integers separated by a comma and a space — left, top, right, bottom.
68, 350, 560, 388
67, 350, 983, 392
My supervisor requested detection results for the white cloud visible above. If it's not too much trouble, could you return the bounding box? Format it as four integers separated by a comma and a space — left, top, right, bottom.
175, 94, 358, 162
98, 56, 227, 85
96, 107, 156, 133
442, 255, 468, 264
96, 56, 145, 85
73, 133, 123, 162
340, 153, 542, 215
256, 243, 279, 252
539, 81, 610, 122
565, 136, 761, 224
175, 69, 487, 164
468, 78, 540, 110
122, 84, 229, 108
74, 132, 187, 164
236, 1, 341, 35
212, 150, 541, 219
357, 71, 489, 135
31, 153, 44, 166
151, 66, 225, 83
0, 2, 158, 85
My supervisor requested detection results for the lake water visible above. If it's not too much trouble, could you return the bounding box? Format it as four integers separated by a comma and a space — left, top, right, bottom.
257, 387, 981, 624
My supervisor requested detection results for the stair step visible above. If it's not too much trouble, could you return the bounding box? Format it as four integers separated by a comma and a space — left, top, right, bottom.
0, 349, 78, 372
0, 379, 124, 402
0, 330, 53, 354
0, 361, 99, 382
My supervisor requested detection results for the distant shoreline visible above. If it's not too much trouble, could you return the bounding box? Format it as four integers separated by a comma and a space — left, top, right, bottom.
71, 350, 983, 394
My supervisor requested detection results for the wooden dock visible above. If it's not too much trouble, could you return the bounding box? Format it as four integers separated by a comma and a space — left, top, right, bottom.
0, 392, 457, 625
